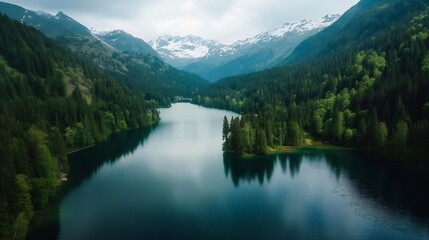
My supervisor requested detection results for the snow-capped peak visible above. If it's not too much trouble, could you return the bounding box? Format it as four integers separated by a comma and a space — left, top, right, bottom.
35, 10, 52, 18
235, 14, 340, 47
271, 14, 340, 37
151, 14, 340, 61
94, 29, 130, 37
52, 11, 74, 22
150, 35, 224, 59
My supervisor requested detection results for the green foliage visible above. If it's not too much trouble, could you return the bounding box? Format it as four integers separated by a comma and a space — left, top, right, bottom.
57, 35, 208, 105
15, 174, 33, 219
331, 108, 345, 143
26, 127, 59, 208
202, 3, 429, 164
13, 212, 29, 240
422, 54, 429, 72
11, 174, 33, 240
392, 121, 409, 149
288, 121, 305, 146
344, 129, 354, 142
0, 13, 160, 238
222, 115, 304, 156
222, 116, 229, 141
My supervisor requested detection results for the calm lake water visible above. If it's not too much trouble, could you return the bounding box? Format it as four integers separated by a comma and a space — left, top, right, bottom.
28, 103, 429, 240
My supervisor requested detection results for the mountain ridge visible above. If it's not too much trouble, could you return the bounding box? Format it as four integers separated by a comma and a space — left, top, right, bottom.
0, 1, 208, 104
150, 14, 340, 81
283, 0, 424, 65
0, 2, 92, 37
193, 0, 429, 163
94, 29, 160, 57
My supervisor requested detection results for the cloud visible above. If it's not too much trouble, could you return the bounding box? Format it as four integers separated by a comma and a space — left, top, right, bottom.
3, 0, 359, 44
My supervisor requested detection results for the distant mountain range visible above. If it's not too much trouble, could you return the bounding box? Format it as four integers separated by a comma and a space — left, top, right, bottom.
0, 1, 340, 82
150, 14, 340, 81
0, 2, 208, 102
0, 2, 92, 37
94, 29, 160, 57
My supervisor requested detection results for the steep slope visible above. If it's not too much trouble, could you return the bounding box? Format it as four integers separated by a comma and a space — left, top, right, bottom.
58, 34, 207, 104
0, 2, 92, 38
95, 29, 159, 57
284, 0, 426, 64
0, 13, 158, 239
195, 0, 429, 162
0, 2, 208, 104
150, 15, 339, 81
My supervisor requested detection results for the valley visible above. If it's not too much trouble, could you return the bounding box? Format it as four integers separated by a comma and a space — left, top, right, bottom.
150, 14, 340, 81
0, 0, 428, 239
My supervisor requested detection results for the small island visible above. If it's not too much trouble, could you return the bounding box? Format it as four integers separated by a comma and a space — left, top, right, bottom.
222, 115, 308, 157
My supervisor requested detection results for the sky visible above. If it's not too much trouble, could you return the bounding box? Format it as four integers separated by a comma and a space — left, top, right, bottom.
4, 0, 359, 44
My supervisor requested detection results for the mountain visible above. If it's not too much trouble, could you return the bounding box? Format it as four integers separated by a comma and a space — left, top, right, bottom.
0, 13, 159, 239
150, 14, 339, 81
195, 0, 429, 161
284, 0, 426, 65
0, 2, 92, 38
149, 35, 225, 69
95, 29, 160, 57
0, 2, 208, 104
57, 34, 207, 104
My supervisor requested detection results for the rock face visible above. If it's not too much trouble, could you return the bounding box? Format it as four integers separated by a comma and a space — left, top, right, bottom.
150, 14, 340, 81
0, 2, 92, 38
95, 29, 160, 57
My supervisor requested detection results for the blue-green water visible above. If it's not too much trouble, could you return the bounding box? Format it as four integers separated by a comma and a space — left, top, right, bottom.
28, 103, 429, 239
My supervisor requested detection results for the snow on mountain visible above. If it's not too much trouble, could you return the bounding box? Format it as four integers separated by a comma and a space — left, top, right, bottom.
95, 29, 159, 57
0, 2, 93, 38
151, 14, 340, 62
150, 35, 225, 59
94, 29, 128, 42
150, 14, 340, 81
234, 14, 340, 47
35, 10, 51, 18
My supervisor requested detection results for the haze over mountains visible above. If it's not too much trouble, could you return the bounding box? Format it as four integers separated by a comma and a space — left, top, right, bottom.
1, 1, 429, 239
0, 2, 92, 38
150, 14, 340, 81
195, 0, 429, 161
0, 1, 208, 103
0, 1, 341, 82
94, 29, 160, 57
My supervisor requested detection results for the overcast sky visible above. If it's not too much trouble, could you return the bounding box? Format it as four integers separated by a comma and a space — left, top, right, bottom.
4, 0, 359, 44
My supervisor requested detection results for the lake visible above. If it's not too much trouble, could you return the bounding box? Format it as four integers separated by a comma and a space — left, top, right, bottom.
28, 103, 429, 240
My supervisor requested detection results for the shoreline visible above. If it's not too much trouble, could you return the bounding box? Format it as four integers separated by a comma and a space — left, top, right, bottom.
67, 144, 96, 154
231, 140, 354, 158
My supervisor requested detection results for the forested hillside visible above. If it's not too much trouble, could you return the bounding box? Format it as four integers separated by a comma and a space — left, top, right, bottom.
0, 14, 159, 239
195, 0, 429, 165
58, 35, 208, 105
284, 0, 428, 65
0, 2, 209, 106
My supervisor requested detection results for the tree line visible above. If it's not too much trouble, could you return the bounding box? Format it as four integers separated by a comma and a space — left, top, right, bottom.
195, 7, 429, 165
0, 14, 159, 239
57, 35, 208, 107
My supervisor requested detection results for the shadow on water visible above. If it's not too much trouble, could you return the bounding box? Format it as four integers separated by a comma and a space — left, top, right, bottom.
223, 147, 429, 226
26, 126, 156, 240
66, 126, 155, 190
223, 153, 304, 187
223, 154, 277, 187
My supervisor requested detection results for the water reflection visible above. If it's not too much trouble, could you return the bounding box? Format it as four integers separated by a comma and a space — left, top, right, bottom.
223, 153, 306, 187
28, 104, 429, 240
27, 126, 155, 240
223, 147, 429, 227
223, 154, 277, 186
67, 126, 155, 189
